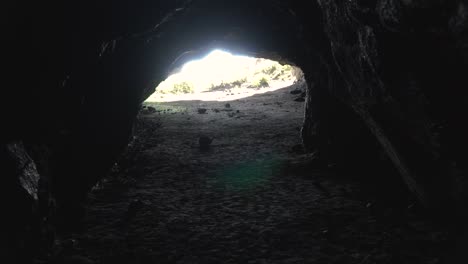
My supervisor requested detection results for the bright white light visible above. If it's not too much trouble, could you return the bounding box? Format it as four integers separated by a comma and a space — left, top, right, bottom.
145, 49, 297, 102
165, 50, 255, 91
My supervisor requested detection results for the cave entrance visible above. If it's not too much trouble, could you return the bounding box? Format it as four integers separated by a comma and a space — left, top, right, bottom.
144, 49, 303, 102
135, 48, 309, 189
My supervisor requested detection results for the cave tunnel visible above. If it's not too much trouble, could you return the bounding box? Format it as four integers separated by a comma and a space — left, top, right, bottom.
3, 0, 468, 263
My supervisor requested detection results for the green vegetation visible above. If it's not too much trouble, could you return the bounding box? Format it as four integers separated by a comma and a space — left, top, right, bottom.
155, 81, 194, 94
171, 82, 194, 94
153, 57, 297, 95
262, 65, 277, 75
250, 76, 269, 88
206, 62, 293, 91
209, 77, 248, 91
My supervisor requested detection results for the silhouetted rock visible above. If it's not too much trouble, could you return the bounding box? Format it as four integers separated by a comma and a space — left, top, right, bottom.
290, 89, 302, 95
198, 136, 213, 151
0, 142, 41, 263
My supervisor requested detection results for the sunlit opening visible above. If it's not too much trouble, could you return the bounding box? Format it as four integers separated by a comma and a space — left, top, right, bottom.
145, 49, 299, 102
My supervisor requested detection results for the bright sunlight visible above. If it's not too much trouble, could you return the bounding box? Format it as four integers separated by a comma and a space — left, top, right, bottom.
145, 49, 298, 102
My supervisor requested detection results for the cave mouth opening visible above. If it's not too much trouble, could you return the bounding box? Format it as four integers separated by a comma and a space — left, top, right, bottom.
134, 49, 309, 189
144, 49, 303, 103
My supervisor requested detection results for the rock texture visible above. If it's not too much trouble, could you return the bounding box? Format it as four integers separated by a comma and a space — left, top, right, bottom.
0, 142, 42, 263
3, 0, 468, 261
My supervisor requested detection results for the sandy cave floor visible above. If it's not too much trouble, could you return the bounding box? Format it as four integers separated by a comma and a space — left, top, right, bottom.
53, 83, 450, 264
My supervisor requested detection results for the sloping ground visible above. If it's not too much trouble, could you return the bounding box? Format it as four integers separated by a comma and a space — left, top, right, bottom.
52, 84, 449, 264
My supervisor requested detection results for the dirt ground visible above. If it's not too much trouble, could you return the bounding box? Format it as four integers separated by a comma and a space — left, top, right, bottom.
53, 83, 450, 264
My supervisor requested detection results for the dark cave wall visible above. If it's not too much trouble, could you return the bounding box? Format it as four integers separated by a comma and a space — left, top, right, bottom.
314, 0, 468, 211
3, 0, 468, 261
